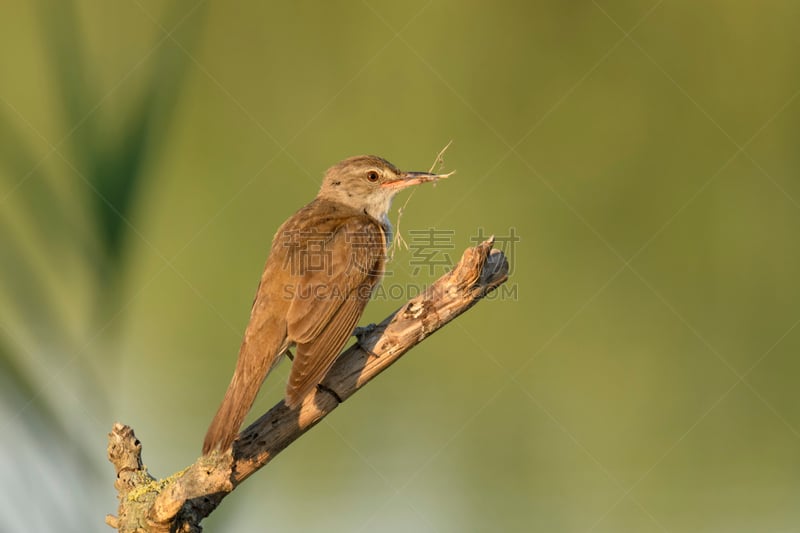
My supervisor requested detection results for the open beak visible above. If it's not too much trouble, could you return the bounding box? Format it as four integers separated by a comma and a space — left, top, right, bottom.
381, 171, 453, 190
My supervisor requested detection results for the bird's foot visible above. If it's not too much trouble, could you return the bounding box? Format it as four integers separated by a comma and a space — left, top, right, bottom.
353, 324, 380, 358
352, 323, 377, 339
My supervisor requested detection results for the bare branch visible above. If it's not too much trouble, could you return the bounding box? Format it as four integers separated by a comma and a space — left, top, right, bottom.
106, 238, 509, 532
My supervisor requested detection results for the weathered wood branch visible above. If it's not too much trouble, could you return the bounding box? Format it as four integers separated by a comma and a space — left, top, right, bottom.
106, 238, 509, 532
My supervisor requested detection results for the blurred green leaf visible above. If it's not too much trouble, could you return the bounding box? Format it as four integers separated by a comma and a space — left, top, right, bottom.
35, 0, 96, 165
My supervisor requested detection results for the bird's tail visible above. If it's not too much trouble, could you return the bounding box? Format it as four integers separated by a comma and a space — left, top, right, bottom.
202, 337, 285, 455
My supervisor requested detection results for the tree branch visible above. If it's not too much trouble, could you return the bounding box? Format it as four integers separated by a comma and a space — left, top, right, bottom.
107, 238, 509, 532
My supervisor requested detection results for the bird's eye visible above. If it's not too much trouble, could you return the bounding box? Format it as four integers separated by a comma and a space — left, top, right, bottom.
366, 171, 380, 182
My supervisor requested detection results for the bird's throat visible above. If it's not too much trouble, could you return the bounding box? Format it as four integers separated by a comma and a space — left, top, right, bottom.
360, 190, 395, 224
363, 195, 394, 246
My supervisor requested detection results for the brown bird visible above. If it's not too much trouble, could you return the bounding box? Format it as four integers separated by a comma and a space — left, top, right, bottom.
202, 155, 448, 454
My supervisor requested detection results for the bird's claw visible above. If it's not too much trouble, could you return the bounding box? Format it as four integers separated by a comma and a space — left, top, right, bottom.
353, 324, 379, 358
353, 323, 377, 339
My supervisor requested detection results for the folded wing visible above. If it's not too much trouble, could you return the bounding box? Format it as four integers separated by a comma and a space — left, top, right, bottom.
284, 215, 385, 407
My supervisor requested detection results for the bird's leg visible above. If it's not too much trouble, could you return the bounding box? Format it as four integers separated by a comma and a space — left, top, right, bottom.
353, 323, 380, 358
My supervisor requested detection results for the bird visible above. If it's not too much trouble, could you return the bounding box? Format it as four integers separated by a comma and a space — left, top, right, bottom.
202, 155, 449, 454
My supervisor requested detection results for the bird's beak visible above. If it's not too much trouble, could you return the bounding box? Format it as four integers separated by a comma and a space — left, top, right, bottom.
381, 171, 453, 190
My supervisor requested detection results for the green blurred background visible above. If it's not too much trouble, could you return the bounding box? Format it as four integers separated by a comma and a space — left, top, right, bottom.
2, 1, 799, 531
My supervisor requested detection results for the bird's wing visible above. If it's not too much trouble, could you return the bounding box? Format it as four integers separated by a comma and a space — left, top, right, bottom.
284, 217, 385, 406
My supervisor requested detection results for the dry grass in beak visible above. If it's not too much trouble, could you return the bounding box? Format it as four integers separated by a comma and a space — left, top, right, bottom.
390, 141, 455, 259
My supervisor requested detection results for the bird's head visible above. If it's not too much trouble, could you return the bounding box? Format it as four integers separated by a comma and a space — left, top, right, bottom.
318, 155, 449, 222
